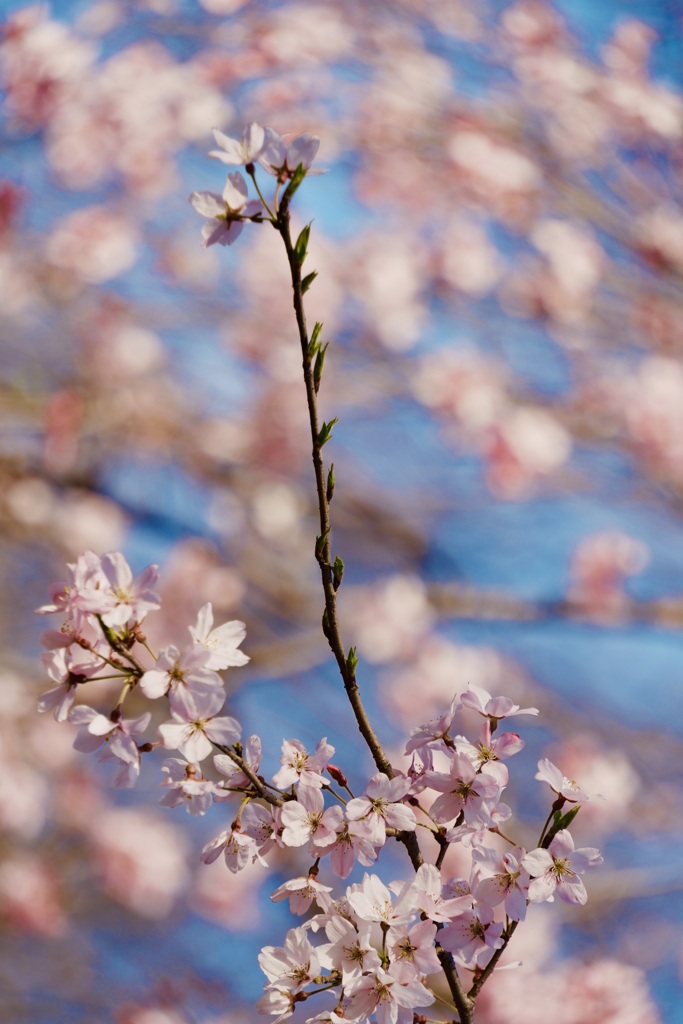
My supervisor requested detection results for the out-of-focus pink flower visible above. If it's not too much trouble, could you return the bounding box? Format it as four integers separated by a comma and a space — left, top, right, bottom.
0, 854, 67, 936
569, 531, 648, 621
477, 955, 660, 1023
45, 206, 139, 283
90, 807, 190, 918
485, 407, 572, 499
343, 575, 433, 665
190, 854, 264, 929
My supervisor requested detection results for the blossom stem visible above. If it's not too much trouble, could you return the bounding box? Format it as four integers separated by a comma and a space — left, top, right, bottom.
278, 183, 474, 1024
467, 920, 519, 999
213, 742, 283, 807
275, 199, 393, 776
246, 165, 276, 220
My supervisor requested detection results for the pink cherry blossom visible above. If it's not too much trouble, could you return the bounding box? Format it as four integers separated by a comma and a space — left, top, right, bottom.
36, 549, 108, 631
461, 683, 539, 721
387, 919, 442, 978
200, 824, 259, 873
159, 758, 225, 815
523, 829, 603, 905
272, 737, 334, 790
259, 926, 321, 992
75, 551, 160, 629
346, 963, 434, 1024
535, 757, 603, 803
189, 171, 262, 248
347, 873, 416, 928
471, 845, 530, 921
405, 694, 460, 756
158, 687, 241, 762
241, 802, 283, 858
270, 875, 333, 916
324, 819, 378, 879
457, 719, 525, 767
139, 644, 223, 717
209, 122, 266, 165
280, 785, 343, 849
214, 733, 262, 790
318, 914, 380, 982
345, 772, 417, 845
258, 128, 322, 181
69, 704, 150, 764
440, 904, 505, 968
38, 645, 104, 722
425, 752, 505, 825
188, 601, 249, 670
411, 863, 473, 923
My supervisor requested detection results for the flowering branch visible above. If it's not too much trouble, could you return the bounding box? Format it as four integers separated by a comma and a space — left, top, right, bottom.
34, 122, 605, 1024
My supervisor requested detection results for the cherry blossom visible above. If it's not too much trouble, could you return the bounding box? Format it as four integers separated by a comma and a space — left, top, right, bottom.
69, 704, 150, 763
345, 772, 417, 845
535, 757, 603, 803
139, 644, 224, 717
317, 914, 380, 982
74, 551, 160, 629
189, 171, 262, 248
158, 687, 241, 762
440, 904, 505, 969
425, 751, 506, 825
347, 873, 416, 928
258, 129, 322, 181
200, 824, 260, 873
345, 963, 435, 1024
272, 737, 334, 790
270, 875, 333, 916
280, 785, 343, 849
188, 602, 249, 670
411, 863, 472, 923
159, 758, 226, 815
38, 646, 105, 722
386, 919, 442, 978
209, 122, 267, 166
214, 733, 262, 790
461, 684, 539, 721
259, 926, 321, 992
471, 845, 531, 921
523, 830, 604, 905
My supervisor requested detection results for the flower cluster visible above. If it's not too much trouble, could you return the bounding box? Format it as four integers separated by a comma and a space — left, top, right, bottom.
189, 121, 322, 248
37, 550, 248, 790
36, 553, 603, 1021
